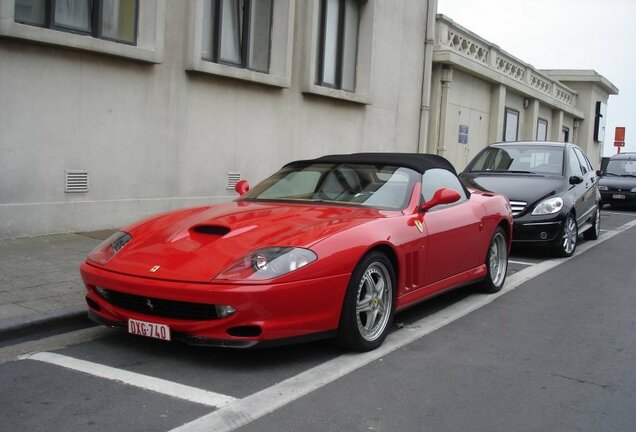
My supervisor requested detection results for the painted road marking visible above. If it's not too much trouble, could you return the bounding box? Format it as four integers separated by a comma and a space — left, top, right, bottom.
508, 259, 536, 266
169, 217, 636, 432
20, 352, 237, 408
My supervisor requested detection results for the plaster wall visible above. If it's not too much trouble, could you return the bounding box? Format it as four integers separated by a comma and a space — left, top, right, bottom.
0, 0, 430, 238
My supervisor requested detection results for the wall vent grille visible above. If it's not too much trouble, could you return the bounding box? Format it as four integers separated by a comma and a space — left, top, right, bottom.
226, 172, 241, 190
65, 170, 89, 193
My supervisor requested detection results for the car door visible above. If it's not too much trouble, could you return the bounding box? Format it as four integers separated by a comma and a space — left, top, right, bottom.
418, 169, 486, 287
566, 147, 590, 222
574, 147, 598, 215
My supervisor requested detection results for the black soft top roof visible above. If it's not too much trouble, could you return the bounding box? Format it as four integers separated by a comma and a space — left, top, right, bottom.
284, 153, 456, 175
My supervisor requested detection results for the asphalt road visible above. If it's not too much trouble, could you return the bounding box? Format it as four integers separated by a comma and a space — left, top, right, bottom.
1, 209, 635, 432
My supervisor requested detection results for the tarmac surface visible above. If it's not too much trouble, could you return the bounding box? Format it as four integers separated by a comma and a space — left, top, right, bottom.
0, 230, 116, 341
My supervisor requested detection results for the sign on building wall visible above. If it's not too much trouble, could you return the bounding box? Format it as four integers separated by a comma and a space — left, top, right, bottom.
458, 125, 469, 144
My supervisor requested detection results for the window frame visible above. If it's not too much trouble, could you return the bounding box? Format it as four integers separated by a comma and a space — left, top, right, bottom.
301, 0, 373, 104
13, 0, 139, 46
316, 0, 359, 91
503, 107, 520, 142
186, 0, 294, 88
202, 0, 273, 73
562, 126, 570, 143
536, 118, 548, 141
1, 1, 165, 63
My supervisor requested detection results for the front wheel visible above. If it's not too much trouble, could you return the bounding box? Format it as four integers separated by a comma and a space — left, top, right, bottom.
336, 252, 395, 351
555, 213, 578, 257
478, 227, 508, 293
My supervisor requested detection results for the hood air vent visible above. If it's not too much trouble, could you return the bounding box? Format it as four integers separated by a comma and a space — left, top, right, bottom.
65, 170, 89, 193
192, 225, 231, 236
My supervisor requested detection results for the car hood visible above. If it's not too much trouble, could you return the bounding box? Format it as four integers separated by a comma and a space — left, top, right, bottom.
599, 176, 636, 189
98, 201, 386, 282
461, 173, 565, 204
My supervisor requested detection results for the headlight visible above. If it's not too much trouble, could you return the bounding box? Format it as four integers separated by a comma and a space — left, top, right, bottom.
215, 247, 317, 281
531, 197, 564, 215
88, 231, 132, 264
598, 186, 608, 191
631, 188, 636, 193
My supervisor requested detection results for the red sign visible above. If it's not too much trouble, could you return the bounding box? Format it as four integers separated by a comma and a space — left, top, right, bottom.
615, 127, 626, 142
614, 127, 626, 153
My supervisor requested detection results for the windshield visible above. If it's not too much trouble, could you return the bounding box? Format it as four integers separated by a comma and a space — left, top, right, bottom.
468, 145, 564, 175
604, 159, 636, 177
242, 163, 418, 210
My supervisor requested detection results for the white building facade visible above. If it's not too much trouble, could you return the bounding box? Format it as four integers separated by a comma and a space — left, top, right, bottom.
0, 0, 437, 238
0, 3, 619, 239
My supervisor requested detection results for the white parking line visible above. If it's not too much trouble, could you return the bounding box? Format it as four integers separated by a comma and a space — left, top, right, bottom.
19, 352, 237, 408
508, 259, 536, 266
602, 210, 636, 216
170, 217, 636, 432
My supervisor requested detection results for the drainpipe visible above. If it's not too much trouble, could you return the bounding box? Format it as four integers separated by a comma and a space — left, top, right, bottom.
417, 0, 438, 154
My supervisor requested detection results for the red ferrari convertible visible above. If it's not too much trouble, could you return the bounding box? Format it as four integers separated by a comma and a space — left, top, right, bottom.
81, 153, 512, 351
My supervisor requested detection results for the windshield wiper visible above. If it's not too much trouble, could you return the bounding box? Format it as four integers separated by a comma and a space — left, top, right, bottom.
620, 174, 636, 178
603, 172, 619, 176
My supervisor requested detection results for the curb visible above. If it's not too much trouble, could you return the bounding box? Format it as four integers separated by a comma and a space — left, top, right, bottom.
0, 306, 91, 343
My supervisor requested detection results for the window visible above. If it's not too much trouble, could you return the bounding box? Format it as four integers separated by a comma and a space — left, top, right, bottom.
421, 169, 468, 205
536, 118, 548, 141
14, 0, 138, 44
467, 145, 564, 175
567, 148, 583, 177
503, 108, 519, 142
316, 0, 360, 91
201, 0, 273, 73
562, 127, 570, 143
573, 148, 592, 174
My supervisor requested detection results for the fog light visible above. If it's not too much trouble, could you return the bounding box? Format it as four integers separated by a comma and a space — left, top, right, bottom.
540, 232, 548, 240
94, 286, 109, 299
215, 305, 237, 318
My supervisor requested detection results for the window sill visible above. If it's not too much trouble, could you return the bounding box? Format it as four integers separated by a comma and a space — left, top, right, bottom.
186, 59, 291, 88
0, 19, 163, 63
302, 83, 370, 104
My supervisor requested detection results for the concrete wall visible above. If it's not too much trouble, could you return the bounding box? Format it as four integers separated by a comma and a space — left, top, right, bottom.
0, 0, 431, 239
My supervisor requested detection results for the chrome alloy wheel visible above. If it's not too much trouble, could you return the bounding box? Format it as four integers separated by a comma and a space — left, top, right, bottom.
488, 231, 508, 287
355, 262, 392, 342
562, 215, 578, 255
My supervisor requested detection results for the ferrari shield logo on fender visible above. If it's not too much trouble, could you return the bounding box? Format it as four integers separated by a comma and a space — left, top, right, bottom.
150, 265, 160, 273
414, 220, 424, 233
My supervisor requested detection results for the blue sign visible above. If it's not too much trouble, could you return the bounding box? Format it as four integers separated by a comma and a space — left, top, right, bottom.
458, 125, 469, 144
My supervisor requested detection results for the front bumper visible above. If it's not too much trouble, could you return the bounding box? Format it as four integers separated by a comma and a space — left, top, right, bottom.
511, 213, 564, 245
80, 262, 349, 348
600, 190, 636, 206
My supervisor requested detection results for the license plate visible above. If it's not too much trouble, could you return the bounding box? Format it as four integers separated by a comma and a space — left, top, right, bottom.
613, 194, 626, 199
128, 318, 171, 341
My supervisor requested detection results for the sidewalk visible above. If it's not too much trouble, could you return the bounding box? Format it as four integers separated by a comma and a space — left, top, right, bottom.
0, 230, 116, 340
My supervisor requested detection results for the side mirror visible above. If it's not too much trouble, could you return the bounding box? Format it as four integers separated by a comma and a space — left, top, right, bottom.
596, 170, 603, 177
569, 176, 583, 185
235, 180, 250, 196
420, 188, 461, 212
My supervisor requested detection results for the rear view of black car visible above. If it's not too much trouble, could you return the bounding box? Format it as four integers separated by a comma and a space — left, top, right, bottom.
460, 142, 601, 257
598, 153, 636, 208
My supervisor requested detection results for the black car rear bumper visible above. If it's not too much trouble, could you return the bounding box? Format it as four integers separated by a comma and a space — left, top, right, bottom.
601, 191, 636, 206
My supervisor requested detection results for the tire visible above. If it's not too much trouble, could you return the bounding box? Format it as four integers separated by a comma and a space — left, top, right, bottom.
477, 227, 508, 293
336, 251, 396, 351
555, 213, 578, 257
583, 205, 601, 240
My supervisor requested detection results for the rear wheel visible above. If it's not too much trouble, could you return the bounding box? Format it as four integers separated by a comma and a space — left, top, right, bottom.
478, 227, 508, 293
583, 205, 601, 240
556, 213, 578, 257
336, 252, 395, 351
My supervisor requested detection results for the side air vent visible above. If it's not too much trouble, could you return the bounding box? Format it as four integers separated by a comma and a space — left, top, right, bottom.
226, 172, 241, 190
192, 225, 231, 236
65, 170, 89, 193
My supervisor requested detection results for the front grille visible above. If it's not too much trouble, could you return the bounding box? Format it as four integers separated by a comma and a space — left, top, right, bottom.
95, 287, 219, 321
509, 200, 528, 216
